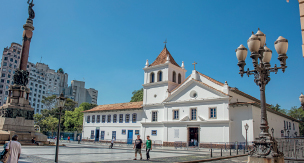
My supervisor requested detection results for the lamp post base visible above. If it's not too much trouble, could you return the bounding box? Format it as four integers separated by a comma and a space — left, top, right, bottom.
248, 155, 284, 163
248, 135, 284, 162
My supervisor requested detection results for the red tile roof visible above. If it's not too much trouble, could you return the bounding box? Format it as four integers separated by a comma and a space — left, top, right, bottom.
229, 87, 261, 103
197, 71, 224, 86
150, 47, 180, 67
83, 101, 143, 112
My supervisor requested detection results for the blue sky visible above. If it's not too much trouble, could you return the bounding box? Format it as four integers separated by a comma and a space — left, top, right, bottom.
0, 0, 303, 110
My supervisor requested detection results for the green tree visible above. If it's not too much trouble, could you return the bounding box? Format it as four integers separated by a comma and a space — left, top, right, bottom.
270, 104, 287, 114
79, 102, 98, 111
130, 88, 143, 102
41, 95, 57, 110
64, 106, 85, 132
40, 97, 78, 131
34, 112, 58, 134
286, 106, 304, 136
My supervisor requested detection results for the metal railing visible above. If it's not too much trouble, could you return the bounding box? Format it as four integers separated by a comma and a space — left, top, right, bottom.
276, 138, 304, 161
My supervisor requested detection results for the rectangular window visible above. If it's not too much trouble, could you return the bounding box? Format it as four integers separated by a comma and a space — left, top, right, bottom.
152, 111, 158, 122
293, 123, 295, 130
289, 122, 291, 130
135, 130, 139, 135
102, 115, 106, 123
91, 130, 94, 139
125, 114, 130, 123
107, 115, 111, 123
87, 116, 90, 123
119, 114, 123, 123
191, 108, 197, 120
6, 80, 9, 84
151, 130, 157, 136
92, 115, 95, 123
0, 79, 4, 83
284, 121, 286, 129
132, 113, 137, 123
1, 74, 5, 77
113, 114, 117, 123
173, 110, 179, 120
210, 108, 217, 118
97, 115, 100, 123
122, 129, 126, 135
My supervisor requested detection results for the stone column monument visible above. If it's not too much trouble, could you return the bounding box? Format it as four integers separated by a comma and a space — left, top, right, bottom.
0, 0, 47, 144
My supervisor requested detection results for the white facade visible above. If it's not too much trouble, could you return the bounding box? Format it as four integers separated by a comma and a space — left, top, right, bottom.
82, 46, 300, 146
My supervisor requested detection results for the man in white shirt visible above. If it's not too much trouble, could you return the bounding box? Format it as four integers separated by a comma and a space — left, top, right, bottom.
110, 137, 115, 149
5, 135, 21, 163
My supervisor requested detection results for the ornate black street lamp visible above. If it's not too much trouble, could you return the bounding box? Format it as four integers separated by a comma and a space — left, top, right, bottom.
299, 93, 304, 110
55, 93, 66, 163
235, 28, 288, 158
244, 123, 249, 152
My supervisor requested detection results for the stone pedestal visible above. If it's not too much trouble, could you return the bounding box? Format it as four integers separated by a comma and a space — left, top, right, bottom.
0, 85, 48, 144
248, 156, 284, 163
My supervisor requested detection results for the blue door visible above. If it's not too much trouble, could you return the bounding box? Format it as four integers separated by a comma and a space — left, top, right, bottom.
95, 129, 100, 141
100, 131, 105, 140
112, 131, 116, 139
127, 130, 133, 144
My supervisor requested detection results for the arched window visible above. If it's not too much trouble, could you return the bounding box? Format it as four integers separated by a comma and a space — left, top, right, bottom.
157, 71, 162, 82
172, 71, 176, 83
150, 72, 155, 83
87, 116, 90, 123
178, 73, 181, 84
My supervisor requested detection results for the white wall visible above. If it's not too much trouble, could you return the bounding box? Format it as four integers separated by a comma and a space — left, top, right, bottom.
83, 110, 143, 140
252, 106, 299, 138
200, 123, 229, 142
229, 105, 254, 143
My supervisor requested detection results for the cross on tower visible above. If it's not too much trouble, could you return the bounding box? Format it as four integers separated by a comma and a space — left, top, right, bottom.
164, 39, 167, 48
192, 61, 197, 70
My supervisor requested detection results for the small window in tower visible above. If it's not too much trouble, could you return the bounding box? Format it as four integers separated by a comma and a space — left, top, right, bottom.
178, 73, 181, 84
173, 71, 176, 83
157, 71, 162, 82
150, 72, 155, 83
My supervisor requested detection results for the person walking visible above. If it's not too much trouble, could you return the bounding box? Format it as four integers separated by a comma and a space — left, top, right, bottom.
5, 135, 21, 163
133, 135, 143, 160
110, 137, 115, 149
146, 135, 152, 160
68, 136, 70, 143
77, 135, 81, 144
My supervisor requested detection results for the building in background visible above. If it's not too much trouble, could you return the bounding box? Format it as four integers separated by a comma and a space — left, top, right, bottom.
27, 62, 68, 114
0, 42, 98, 114
0, 43, 22, 106
65, 80, 98, 106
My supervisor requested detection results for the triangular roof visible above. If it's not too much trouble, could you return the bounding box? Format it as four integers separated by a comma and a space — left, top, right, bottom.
150, 46, 180, 67
163, 78, 229, 102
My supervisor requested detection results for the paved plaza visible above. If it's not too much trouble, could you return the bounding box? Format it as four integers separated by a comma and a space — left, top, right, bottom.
0, 142, 249, 163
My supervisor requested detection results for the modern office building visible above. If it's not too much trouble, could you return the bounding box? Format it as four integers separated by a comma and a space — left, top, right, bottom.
65, 80, 98, 106
0, 42, 22, 106
27, 62, 68, 113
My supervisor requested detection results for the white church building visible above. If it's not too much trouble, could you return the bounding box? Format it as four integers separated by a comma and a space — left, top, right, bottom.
82, 46, 300, 147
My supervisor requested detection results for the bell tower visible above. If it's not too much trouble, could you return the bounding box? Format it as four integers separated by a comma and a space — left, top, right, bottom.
142, 45, 187, 105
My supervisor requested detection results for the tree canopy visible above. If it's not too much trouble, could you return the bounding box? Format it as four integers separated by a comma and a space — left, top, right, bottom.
79, 102, 98, 111
130, 88, 143, 102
